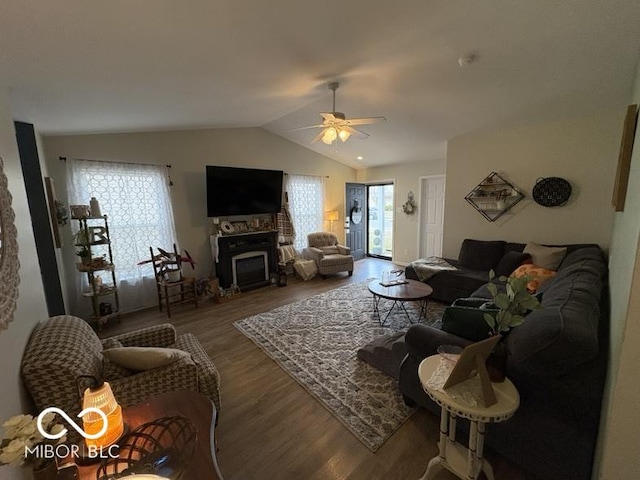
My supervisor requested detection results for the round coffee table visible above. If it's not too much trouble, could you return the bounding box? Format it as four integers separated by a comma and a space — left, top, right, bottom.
368, 279, 433, 326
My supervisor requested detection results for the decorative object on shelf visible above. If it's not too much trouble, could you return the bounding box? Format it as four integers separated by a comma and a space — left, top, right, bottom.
532, 177, 572, 207
0, 157, 20, 334
89, 196, 102, 217
95, 416, 196, 480
74, 215, 120, 328
69, 204, 91, 219
231, 221, 249, 233
401, 191, 417, 214
220, 220, 234, 234
464, 172, 524, 222
612, 103, 638, 212
0, 410, 66, 475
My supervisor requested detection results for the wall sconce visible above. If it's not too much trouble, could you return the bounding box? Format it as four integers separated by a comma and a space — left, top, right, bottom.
78, 376, 124, 448
325, 210, 339, 232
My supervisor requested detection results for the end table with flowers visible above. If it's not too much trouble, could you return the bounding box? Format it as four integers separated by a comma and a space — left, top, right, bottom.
0, 412, 67, 479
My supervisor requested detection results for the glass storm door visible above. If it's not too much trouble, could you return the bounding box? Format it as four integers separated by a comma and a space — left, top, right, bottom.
367, 184, 394, 259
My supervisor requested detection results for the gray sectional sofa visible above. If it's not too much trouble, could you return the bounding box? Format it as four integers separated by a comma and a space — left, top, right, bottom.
399, 244, 608, 479
405, 238, 600, 303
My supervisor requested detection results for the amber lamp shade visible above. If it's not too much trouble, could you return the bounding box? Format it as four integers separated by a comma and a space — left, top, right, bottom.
82, 381, 124, 448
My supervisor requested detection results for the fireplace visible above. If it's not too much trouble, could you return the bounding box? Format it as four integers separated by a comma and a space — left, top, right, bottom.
232, 251, 269, 289
213, 231, 277, 291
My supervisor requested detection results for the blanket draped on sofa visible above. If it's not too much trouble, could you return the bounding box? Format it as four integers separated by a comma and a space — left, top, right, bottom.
409, 256, 458, 281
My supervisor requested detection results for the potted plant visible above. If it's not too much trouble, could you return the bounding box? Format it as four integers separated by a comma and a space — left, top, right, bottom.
74, 228, 92, 265
75, 244, 92, 265
482, 269, 542, 381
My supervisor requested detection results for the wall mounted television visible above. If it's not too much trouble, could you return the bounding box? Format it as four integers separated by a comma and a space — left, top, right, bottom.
206, 165, 284, 217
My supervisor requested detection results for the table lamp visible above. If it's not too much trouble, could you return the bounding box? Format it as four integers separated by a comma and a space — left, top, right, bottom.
78, 376, 124, 448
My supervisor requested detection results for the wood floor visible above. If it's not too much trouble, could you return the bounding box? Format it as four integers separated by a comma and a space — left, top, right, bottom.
101, 258, 527, 480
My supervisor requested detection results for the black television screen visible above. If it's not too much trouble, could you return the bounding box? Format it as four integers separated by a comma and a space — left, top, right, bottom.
206, 165, 284, 217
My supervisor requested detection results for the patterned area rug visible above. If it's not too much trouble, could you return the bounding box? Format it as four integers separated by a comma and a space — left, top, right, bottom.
234, 280, 445, 452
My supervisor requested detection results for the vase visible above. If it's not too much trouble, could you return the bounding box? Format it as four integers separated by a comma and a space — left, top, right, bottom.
486, 339, 507, 383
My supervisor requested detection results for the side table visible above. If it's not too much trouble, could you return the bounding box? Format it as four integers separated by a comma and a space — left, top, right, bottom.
78, 391, 223, 480
418, 355, 519, 480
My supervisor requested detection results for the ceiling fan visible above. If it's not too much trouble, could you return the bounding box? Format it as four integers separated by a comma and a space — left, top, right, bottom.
291, 82, 386, 145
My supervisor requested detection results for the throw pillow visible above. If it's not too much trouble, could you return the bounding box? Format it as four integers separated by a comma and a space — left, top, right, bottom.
523, 242, 567, 270
458, 239, 506, 271
102, 347, 191, 371
494, 251, 532, 277
441, 303, 496, 342
510, 264, 557, 293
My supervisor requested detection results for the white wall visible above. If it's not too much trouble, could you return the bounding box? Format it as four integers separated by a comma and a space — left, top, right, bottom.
596, 58, 640, 479
443, 112, 620, 258
0, 89, 50, 479
42, 128, 356, 314
357, 158, 446, 264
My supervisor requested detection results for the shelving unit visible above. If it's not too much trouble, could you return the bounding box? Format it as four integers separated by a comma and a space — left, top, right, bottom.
464, 172, 524, 222
74, 215, 120, 328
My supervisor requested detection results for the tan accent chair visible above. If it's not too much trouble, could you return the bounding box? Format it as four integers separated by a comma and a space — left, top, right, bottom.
306, 232, 354, 278
21, 316, 221, 426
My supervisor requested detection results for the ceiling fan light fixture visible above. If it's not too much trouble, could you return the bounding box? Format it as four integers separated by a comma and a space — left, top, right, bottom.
322, 127, 338, 144
338, 128, 351, 142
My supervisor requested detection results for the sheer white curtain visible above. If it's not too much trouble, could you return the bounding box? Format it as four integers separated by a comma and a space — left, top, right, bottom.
285, 174, 325, 250
67, 159, 177, 314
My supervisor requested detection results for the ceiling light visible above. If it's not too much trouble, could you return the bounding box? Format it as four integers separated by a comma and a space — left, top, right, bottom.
356, 156, 363, 160
338, 128, 351, 142
321, 127, 338, 144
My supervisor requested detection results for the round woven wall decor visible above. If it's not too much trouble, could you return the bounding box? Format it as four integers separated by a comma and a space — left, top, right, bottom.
532, 177, 572, 207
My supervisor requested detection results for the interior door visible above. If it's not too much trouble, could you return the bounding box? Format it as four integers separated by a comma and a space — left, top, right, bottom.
419, 175, 446, 258
345, 182, 366, 261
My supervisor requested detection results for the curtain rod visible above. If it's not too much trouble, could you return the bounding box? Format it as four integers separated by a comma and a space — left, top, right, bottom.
284, 172, 329, 178
59, 157, 171, 168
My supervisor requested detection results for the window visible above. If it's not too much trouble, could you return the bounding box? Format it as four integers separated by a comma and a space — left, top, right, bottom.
285, 174, 324, 250
67, 159, 176, 313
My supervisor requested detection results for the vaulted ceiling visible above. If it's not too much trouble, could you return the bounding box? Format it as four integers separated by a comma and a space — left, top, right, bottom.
2, 1, 639, 168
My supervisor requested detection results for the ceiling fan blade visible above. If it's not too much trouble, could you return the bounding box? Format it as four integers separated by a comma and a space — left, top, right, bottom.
288, 124, 325, 132
310, 128, 327, 143
342, 125, 369, 139
345, 116, 387, 126
320, 112, 337, 122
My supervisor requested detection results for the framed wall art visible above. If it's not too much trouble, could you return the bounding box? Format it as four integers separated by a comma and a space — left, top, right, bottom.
612, 104, 638, 212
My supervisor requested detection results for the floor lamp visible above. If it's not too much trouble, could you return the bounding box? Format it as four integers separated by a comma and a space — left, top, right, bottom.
326, 210, 339, 232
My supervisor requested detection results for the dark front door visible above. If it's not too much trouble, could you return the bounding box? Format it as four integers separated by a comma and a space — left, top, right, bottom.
345, 182, 366, 261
